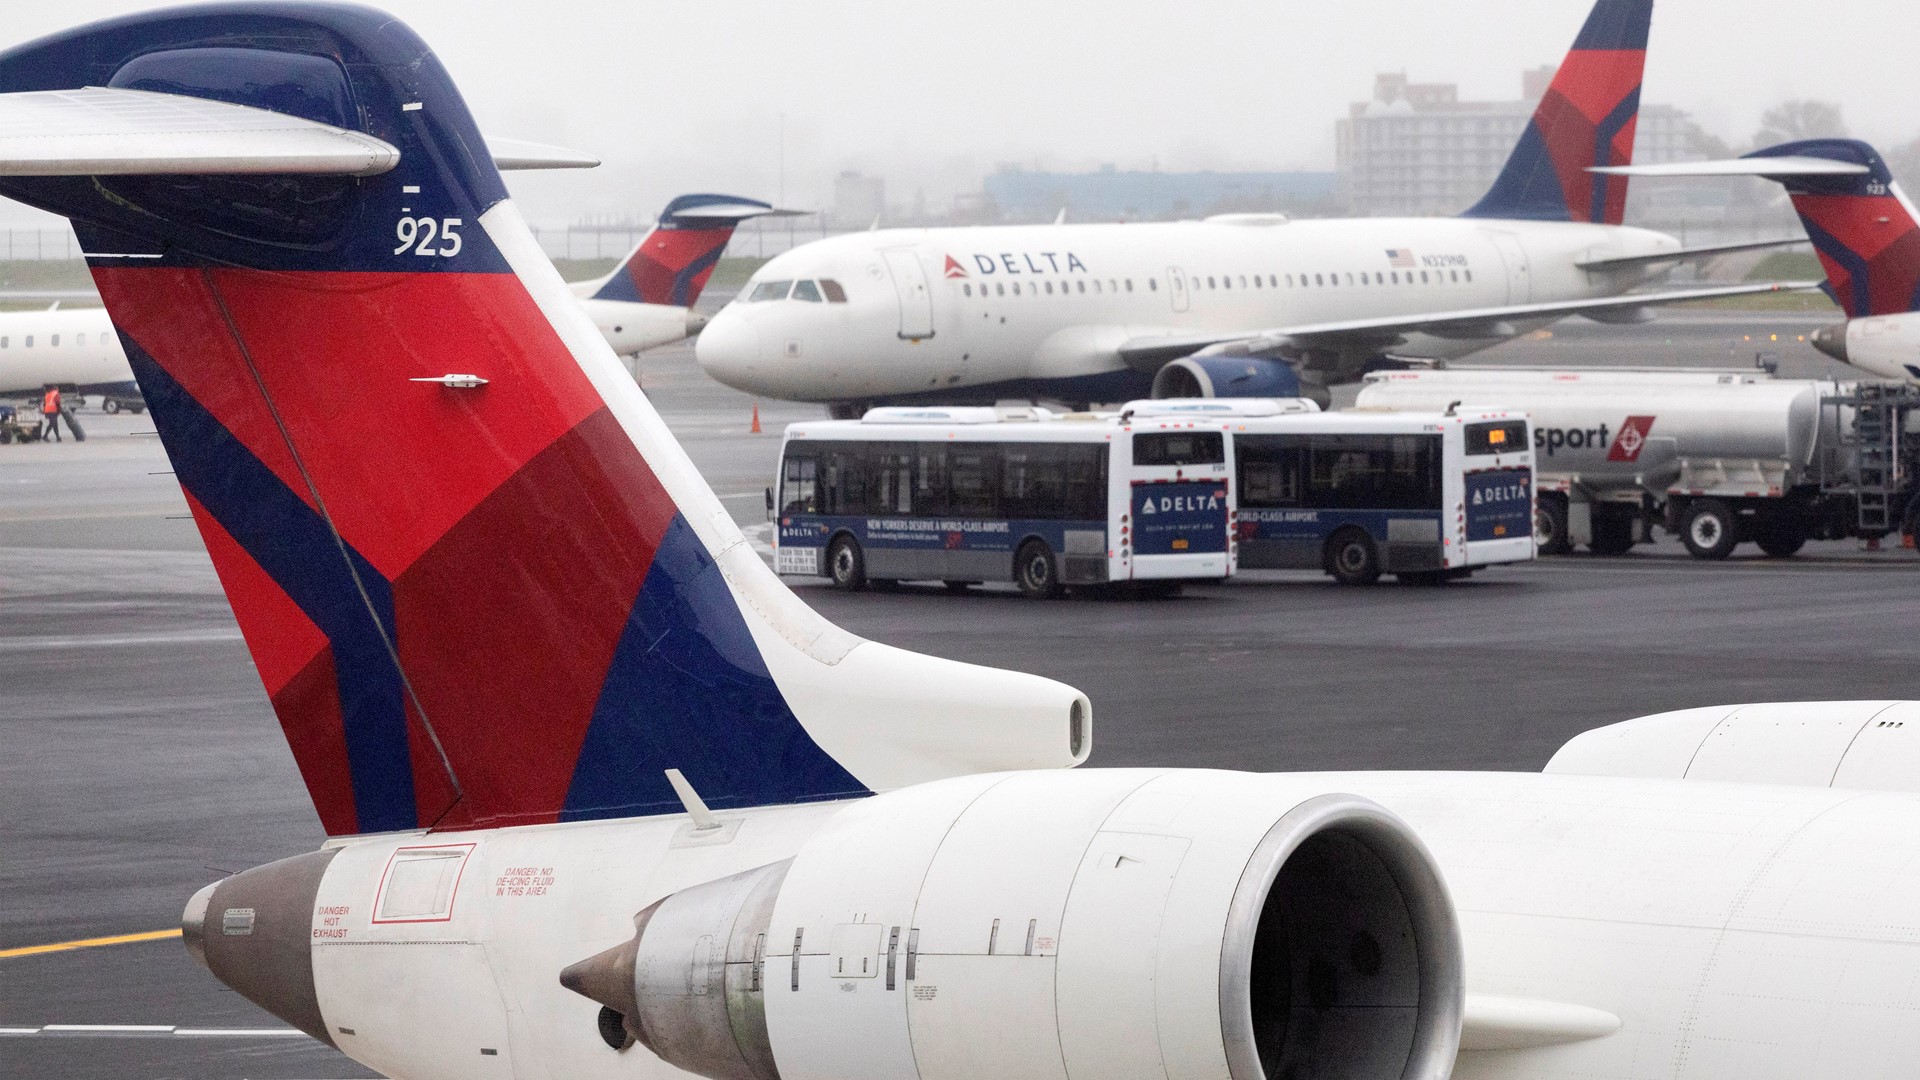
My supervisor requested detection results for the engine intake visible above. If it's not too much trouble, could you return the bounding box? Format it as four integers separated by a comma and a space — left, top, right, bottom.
562, 776, 1461, 1080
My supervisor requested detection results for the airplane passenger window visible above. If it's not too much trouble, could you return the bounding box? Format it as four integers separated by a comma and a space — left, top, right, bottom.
1286, 275, 1294, 287
1450, 270, 1459, 283
996, 283, 1005, 296
1314, 275, 1323, 287
1109, 279, 1118, 292
1239, 276, 1248, 288
1269, 275, 1278, 287
748, 280, 793, 302
0, 336, 6, 347
1077, 281, 1086, 294
1148, 279, 1157, 291
1420, 271, 1429, 284
1329, 274, 1338, 288
963, 284, 973, 297
1391, 272, 1399, 284
1093, 280, 1103, 293
1222, 276, 1230, 290
820, 280, 848, 302
792, 280, 823, 302
1345, 274, 1354, 286
51, 335, 59, 346
25, 335, 33, 347
1207, 277, 1216, 289
1464, 270, 1473, 283
1125, 279, 1133, 292
1013, 283, 1022, 296
1045, 282, 1054, 295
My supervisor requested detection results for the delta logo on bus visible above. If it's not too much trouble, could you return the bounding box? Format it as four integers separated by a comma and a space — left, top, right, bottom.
1466, 468, 1533, 542
1132, 482, 1228, 556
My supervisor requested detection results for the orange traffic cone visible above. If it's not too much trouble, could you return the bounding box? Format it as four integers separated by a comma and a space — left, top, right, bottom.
750, 401, 762, 435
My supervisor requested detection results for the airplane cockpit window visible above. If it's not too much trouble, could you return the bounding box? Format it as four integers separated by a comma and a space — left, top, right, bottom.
792, 280, 824, 302
748, 280, 793, 302
820, 280, 848, 302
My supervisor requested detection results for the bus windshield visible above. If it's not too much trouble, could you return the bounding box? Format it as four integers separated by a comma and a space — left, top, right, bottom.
1464, 420, 1526, 455
1132, 431, 1223, 466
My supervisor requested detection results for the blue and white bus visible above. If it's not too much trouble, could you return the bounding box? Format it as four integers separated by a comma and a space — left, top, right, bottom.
771, 400, 1532, 595
1220, 406, 1535, 585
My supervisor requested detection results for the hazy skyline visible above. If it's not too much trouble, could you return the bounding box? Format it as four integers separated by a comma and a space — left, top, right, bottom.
0, 0, 1914, 228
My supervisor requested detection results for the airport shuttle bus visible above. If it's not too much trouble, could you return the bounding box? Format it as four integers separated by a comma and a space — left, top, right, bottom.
774, 405, 1250, 597
774, 400, 1534, 594
1223, 406, 1537, 584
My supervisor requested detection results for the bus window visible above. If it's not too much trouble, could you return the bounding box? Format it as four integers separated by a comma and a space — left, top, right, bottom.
1465, 420, 1526, 455
1133, 431, 1224, 467
1303, 434, 1441, 509
1235, 437, 1303, 507
781, 452, 818, 515
945, 444, 1001, 516
1002, 442, 1108, 520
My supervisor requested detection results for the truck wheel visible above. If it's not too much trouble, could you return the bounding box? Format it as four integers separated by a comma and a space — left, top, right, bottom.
827, 535, 867, 591
102, 399, 120, 414
1681, 499, 1739, 560
1015, 540, 1061, 599
1535, 493, 1571, 555
1588, 508, 1636, 556
1756, 529, 1807, 558
1325, 528, 1382, 586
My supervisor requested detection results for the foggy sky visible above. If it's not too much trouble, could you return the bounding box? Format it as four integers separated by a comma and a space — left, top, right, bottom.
0, 0, 1914, 229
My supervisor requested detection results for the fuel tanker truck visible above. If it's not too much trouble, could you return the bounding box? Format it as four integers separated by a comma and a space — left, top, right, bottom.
1354, 367, 1920, 559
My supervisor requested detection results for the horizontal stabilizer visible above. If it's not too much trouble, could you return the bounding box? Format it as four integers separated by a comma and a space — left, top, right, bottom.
484, 136, 600, 171
1592, 157, 1871, 178
668, 202, 808, 222
1575, 237, 1807, 271
0, 86, 398, 176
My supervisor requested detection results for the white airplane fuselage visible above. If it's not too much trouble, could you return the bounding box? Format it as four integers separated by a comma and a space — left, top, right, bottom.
695, 217, 1681, 405
276, 767, 1920, 1080
0, 306, 132, 396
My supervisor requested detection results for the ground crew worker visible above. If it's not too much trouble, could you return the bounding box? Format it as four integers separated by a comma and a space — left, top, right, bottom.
40, 384, 62, 442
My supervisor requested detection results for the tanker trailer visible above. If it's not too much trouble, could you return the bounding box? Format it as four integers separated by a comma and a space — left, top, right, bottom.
1355, 369, 1920, 559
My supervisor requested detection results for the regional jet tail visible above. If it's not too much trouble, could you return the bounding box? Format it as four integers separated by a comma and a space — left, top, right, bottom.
1600, 138, 1920, 381
573, 193, 807, 355
12, 10, 1920, 1080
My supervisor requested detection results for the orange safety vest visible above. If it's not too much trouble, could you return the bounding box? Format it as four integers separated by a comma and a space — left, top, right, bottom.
41, 387, 60, 414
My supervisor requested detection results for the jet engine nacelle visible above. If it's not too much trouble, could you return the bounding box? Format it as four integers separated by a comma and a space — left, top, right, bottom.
1152, 356, 1303, 401
563, 771, 1464, 1080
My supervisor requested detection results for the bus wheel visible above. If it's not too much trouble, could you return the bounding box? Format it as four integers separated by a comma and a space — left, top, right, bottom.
1680, 499, 1739, 560
1756, 527, 1807, 559
1535, 493, 1571, 555
827, 535, 867, 590
1014, 540, 1061, 599
1325, 529, 1381, 586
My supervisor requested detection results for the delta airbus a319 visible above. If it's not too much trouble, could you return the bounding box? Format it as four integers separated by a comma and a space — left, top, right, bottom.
3, 6, 1919, 1080
695, 0, 1810, 413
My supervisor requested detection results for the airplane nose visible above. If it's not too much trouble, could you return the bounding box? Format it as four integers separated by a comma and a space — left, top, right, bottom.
694, 311, 761, 389
1811, 323, 1849, 362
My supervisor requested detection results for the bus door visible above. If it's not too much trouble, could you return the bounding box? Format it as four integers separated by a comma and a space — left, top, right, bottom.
1126, 428, 1231, 580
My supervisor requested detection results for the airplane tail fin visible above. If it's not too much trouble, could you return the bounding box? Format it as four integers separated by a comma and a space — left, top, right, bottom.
0, 4, 1088, 837
1747, 141, 1920, 318
1461, 0, 1653, 224
588, 194, 789, 307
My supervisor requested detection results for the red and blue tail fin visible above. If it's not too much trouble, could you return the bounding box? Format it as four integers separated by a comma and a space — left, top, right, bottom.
0, 4, 1087, 836
589, 194, 774, 307
1746, 140, 1920, 318
1462, 0, 1653, 224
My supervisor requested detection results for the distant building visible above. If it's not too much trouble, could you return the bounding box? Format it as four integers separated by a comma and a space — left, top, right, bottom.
1336, 68, 1695, 219
982, 164, 1340, 223
831, 170, 887, 229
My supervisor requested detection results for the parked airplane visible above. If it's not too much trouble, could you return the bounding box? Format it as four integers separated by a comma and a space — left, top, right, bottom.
1601, 138, 1920, 382
0, 191, 768, 399
695, 0, 1809, 414
6, 8, 1920, 1080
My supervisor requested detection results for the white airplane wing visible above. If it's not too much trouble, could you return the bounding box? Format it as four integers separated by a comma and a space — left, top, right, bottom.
1115, 280, 1823, 373
1575, 237, 1807, 272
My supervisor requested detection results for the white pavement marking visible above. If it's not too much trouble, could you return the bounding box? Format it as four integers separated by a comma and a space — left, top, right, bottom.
0, 629, 245, 652
0, 1024, 309, 1039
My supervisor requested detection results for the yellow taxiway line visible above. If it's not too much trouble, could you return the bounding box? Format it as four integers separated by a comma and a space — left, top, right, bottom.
0, 928, 181, 960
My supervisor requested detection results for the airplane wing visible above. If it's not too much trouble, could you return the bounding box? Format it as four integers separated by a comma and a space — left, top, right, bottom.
483, 136, 600, 171
1115, 280, 1824, 374
1591, 157, 1872, 178
1575, 237, 1806, 272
